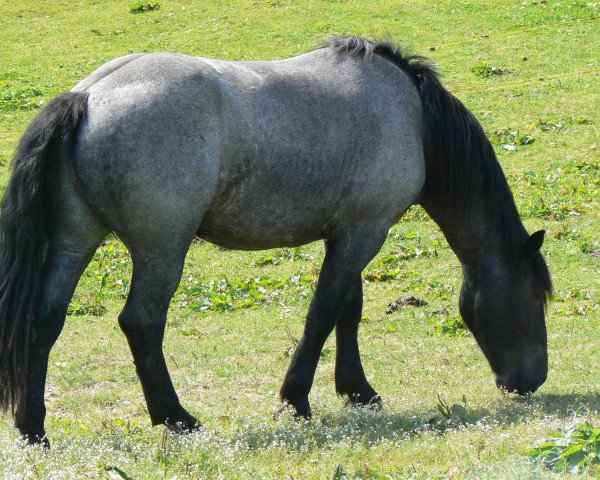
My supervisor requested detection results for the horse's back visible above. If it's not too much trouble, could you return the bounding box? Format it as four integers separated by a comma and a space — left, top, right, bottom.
71, 49, 425, 249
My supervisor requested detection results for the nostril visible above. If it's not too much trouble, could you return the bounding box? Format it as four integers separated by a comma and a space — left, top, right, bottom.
495, 351, 548, 395
495, 371, 532, 395
496, 370, 544, 395
495, 373, 518, 393
515, 372, 538, 395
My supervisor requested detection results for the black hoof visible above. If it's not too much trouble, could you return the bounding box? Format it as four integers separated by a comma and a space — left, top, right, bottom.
343, 391, 383, 410
275, 397, 312, 420
21, 432, 50, 449
164, 413, 201, 433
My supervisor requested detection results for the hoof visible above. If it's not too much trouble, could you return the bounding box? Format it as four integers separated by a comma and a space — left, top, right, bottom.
344, 392, 383, 410
21, 432, 50, 449
164, 413, 201, 433
275, 398, 312, 420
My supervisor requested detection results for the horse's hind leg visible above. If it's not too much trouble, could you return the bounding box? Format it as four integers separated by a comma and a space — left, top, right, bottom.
279, 225, 388, 417
117, 246, 198, 431
16, 218, 108, 444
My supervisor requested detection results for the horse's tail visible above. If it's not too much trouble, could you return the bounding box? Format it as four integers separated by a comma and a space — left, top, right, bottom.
0, 91, 88, 414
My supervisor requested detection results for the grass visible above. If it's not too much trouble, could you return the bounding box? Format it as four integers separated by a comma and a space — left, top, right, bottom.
0, 0, 599, 478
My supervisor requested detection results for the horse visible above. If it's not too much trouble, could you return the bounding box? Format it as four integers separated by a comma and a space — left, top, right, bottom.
0, 37, 552, 446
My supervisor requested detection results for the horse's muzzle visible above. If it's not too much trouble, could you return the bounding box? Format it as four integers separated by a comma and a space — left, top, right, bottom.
495, 354, 548, 395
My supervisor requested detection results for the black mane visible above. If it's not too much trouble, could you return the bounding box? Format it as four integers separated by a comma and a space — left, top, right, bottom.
324, 37, 552, 298
324, 36, 437, 85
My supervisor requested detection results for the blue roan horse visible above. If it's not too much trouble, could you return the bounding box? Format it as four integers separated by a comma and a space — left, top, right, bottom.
0, 37, 552, 445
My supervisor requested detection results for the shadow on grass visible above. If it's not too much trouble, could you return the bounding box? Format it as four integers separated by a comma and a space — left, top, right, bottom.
499, 392, 600, 421
234, 392, 600, 451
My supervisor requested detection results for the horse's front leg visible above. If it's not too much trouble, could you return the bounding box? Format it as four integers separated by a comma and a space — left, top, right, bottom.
279, 226, 387, 417
334, 277, 381, 408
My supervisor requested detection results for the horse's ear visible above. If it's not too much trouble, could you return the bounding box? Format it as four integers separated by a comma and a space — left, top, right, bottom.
523, 230, 545, 257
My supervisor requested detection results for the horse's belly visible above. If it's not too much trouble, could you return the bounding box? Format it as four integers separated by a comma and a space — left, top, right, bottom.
197, 194, 333, 250
196, 153, 423, 251
196, 224, 323, 250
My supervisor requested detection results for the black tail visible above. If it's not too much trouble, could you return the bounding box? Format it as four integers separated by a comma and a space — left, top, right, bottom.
0, 91, 88, 414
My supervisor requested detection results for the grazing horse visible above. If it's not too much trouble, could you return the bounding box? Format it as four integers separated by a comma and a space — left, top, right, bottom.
0, 37, 552, 445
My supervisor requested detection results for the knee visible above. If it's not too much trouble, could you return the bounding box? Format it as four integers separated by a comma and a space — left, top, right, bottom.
36, 305, 67, 345
118, 307, 140, 336
118, 305, 165, 340
280, 372, 311, 399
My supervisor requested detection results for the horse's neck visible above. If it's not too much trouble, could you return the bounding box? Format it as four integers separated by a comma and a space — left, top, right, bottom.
422, 198, 525, 273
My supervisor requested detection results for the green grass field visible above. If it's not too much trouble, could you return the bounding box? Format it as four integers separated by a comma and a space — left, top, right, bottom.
0, 1, 598, 478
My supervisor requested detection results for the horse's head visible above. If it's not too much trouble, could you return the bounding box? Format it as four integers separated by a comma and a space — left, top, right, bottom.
459, 230, 552, 395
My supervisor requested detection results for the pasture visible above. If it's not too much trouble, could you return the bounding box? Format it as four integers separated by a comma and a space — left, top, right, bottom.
0, 0, 598, 478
